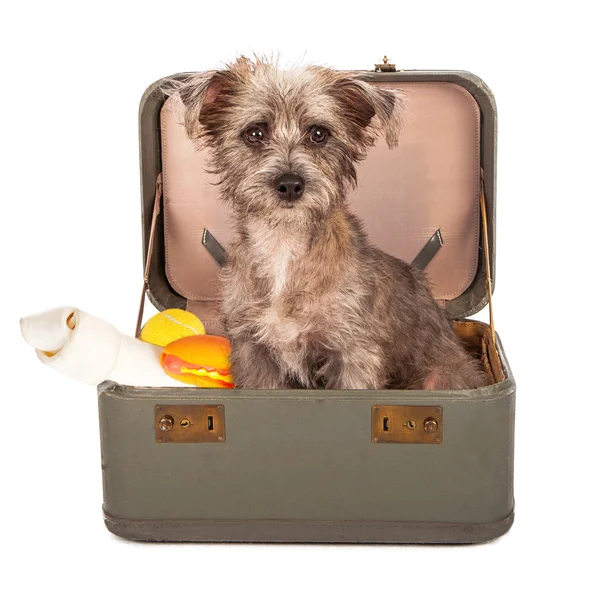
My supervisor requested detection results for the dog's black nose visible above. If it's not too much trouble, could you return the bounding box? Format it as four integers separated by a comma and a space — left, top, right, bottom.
274, 173, 305, 201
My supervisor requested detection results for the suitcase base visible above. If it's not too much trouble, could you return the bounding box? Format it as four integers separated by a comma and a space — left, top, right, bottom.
104, 511, 514, 544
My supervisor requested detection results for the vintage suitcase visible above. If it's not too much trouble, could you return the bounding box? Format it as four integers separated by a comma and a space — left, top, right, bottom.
98, 66, 516, 543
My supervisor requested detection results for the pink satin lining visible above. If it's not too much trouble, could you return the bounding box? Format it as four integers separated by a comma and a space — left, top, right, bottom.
160, 81, 480, 305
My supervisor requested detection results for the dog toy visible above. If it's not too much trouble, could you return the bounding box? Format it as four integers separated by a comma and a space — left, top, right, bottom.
161, 335, 234, 388
20, 307, 192, 387
140, 308, 205, 347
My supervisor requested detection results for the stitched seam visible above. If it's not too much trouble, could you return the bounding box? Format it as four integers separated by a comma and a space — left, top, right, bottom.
185, 301, 222, 331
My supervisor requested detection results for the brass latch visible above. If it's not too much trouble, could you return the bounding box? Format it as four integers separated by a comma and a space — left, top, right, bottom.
374, 56, 396, 72
372, 405, 442, 444
155, 404, 225, 443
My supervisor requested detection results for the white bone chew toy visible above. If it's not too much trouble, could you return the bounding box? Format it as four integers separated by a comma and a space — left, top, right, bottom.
20, 307, 190, 387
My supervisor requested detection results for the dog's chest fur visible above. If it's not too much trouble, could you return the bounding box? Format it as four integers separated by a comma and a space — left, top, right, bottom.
247, 223, 314, 351
224, 220, 349, 372
249, 222, 301, 298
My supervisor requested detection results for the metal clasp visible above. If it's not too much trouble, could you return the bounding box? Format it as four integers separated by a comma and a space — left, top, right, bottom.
374, 56, 397, 72
372, 405, 443, 444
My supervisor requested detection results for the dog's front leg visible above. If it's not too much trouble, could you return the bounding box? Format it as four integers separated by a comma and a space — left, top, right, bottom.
229, 337, 290, 389
321, 345, 386, 390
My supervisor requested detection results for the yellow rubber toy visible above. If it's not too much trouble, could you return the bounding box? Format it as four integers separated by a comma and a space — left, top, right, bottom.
140, 309, 206, 347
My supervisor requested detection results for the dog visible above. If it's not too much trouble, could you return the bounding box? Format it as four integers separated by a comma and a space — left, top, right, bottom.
167, 57, 489, 390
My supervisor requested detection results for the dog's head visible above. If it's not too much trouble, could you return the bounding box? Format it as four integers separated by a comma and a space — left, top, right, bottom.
167, 57, 404, 221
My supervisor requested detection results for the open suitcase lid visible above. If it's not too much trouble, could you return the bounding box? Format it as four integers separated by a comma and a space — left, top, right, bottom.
138, 70, 497, 332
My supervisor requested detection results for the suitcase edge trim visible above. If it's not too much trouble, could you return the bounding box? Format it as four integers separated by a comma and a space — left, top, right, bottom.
103, 510, 514, 545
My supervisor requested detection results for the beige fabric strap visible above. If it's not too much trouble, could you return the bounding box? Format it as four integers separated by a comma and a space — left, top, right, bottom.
479, 172, 495, 345
135, 173, 162, 338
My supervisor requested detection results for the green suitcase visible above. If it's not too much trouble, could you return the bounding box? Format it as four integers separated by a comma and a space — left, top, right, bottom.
99, 67, 515, 543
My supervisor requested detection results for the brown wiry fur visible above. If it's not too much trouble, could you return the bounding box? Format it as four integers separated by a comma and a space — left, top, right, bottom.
166, 57, 489, 390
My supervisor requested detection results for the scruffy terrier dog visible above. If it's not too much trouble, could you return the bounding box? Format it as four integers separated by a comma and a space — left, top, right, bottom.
168, 58, 488, 390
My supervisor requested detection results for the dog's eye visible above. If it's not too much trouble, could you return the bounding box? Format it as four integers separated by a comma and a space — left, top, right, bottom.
243, 125, 267, 144
309, 125, 329, 144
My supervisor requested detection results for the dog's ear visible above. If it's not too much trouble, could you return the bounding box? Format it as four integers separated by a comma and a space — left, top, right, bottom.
163, 57, 256, 142
162, 70, 237, 141
330, 75, 405, 148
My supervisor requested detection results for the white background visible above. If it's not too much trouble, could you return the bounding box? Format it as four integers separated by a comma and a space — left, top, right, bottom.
2, 1, 598, 598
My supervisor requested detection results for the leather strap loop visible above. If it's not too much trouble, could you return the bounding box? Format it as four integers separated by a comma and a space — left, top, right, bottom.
411, 228, 443, 271
202, 228, 227, 267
